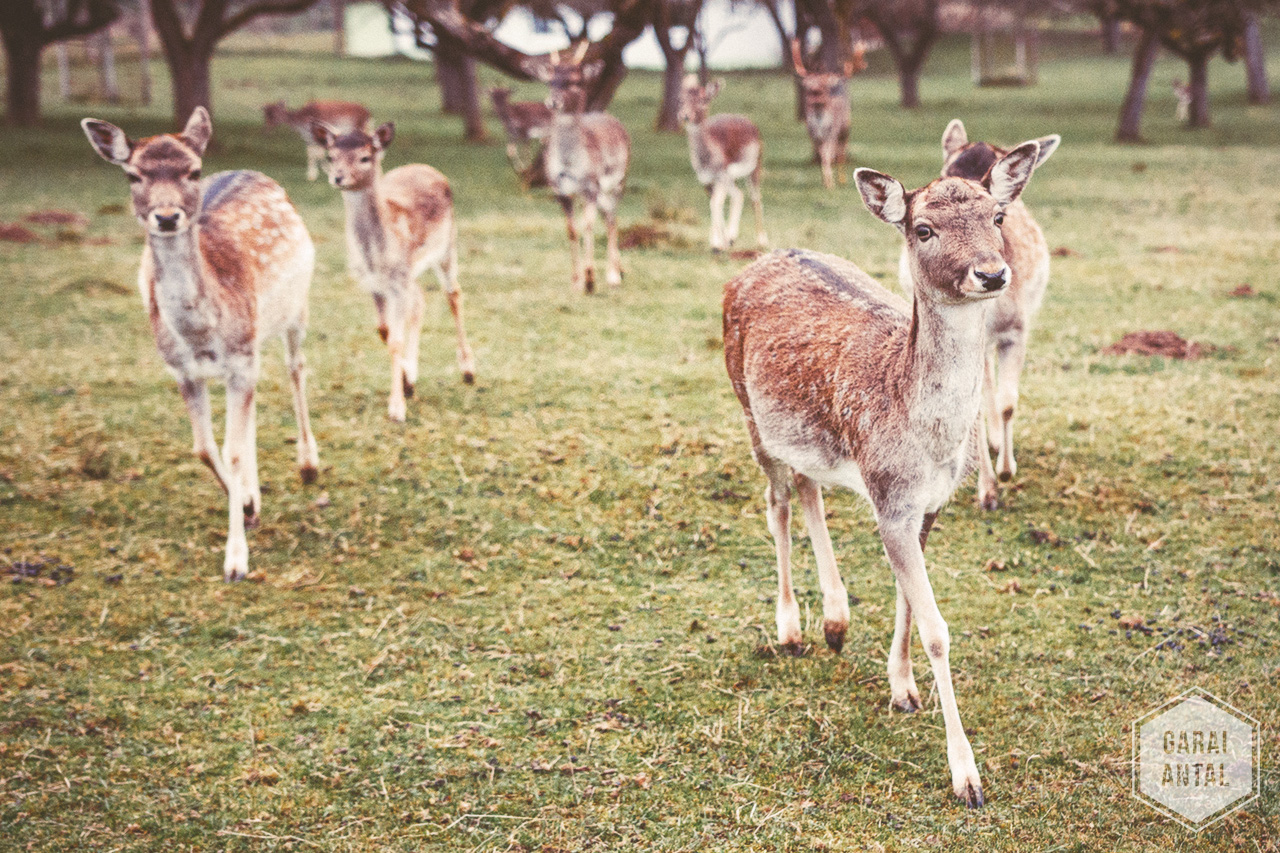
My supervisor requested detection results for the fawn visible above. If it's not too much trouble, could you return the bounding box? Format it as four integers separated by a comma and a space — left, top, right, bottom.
678, 74, 767, 252
724, 141, 1044, 807
899, 119, 1059, 509
262, 99, 371, 181
488, 86, 552, 174
791, 40, 861, 189
537, 44, 631, 293
82, 107, 320, 581
312, 120, 477, 422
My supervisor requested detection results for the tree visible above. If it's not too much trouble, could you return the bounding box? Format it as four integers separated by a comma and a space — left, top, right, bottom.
861, 0, 941, 109
653, 0, 703, 131
0, 0, 120, 126
149, 0, 322, 128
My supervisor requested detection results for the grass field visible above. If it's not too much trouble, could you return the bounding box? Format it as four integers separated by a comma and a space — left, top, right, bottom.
1, 29, 1278, 851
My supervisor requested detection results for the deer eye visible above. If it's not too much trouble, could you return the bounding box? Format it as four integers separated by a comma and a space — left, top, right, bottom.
994, 212, 1005, 226
126, 173, 142, 184
360, 155, 373, 164
188, 169, 201, 181
914, 224, 934, 241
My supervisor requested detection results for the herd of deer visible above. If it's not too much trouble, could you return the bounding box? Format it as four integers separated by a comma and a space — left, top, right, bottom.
80, 44, 1061, 807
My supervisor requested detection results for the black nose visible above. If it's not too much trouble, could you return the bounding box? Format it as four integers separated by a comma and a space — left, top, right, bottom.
155, 213, 180, 232
975, 268, 1006, 291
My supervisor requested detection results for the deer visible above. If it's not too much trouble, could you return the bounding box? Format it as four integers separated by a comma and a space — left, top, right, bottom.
898, 120, 1060, 510
1172, 80, 1192, 122
791, 40, 863, 189
678, 74, 767, 253
81, 107, 321, 582
536, 43, 631, 293
311, 120, 476, 423
723, 140, 1044, 807
262, 99, 371, 182
488, 86, 552, 174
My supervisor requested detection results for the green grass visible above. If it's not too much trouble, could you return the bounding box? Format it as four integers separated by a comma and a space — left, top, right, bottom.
1, 31, 1278, 851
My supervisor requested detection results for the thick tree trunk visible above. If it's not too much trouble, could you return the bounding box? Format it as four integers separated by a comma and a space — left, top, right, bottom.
1101, 15, 1121, 55
3, 33, 43, 126
136, 0, 152, 106
435, 39, 485, 141
167, 49, 213, 127
1243, 11, 1269, 105
657, 53, 685, 131
1186, 51, 1210, 128
589, 58, 627, 111
1115, 28, 1157, 142
96, 27, 121, 103
898, 60, 921, 108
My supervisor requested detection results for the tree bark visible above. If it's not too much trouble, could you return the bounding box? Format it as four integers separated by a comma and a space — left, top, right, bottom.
866, 1, 939, 109
1115, 27, 1157, 142
657, 52, 685, 131
1101, 15, 1121, 55
2, 32, 42, 127
96, 26, 121, 102
898, 60, 921, 109
1186, 51, 1210, 128
435, 37, 485, 140
166, 48, 214, 124
1243, 10, 1269, 105
137, 0, 153, 105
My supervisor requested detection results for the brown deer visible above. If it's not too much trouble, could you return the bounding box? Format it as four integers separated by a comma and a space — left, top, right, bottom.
537, 44, 631, 293
262, 100, 372, 182
678, 74, 767, 252
791, 40, 863, 189
724, 141, 1044, 807
311, 121, 477, 423
898, 120, 1059, 510
82, 107, 320, 582
488, 86, 552, 174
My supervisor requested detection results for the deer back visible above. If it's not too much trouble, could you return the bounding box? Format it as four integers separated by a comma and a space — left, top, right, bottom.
545, 112, 630, 198
378, 164, 455, 273
689, 114, 761, 184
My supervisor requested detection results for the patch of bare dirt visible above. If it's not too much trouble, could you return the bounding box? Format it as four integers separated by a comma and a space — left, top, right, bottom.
1229, 284, 1257, 298
1102, 330, 1213, 360
25, 209, 89, 228
0, 223, 40, 243
619, 222, 686, 250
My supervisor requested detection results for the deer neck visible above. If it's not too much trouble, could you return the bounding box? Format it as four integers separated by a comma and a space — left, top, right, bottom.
148, 226, 215, 324
340, 177, 389, 273
685, 120, 711, 163
902, 295, 990, 454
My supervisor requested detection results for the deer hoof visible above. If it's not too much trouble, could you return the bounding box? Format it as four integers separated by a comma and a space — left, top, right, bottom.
377, 326, 389, 343
892, 692, 922, 713
299, 464, 318, 485
779, 641, 805, 658
243, 506, 260, 530
956, 780, 985, 809
978, 489, 999, 512
823, 620, 846, 653
462, 371, 475, 385
402, 378, 415, 399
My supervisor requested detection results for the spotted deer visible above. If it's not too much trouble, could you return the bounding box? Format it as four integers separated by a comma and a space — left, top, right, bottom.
262, 99, 371, 181
82, 107, 320, 582
537, 44, 631, 293
678, 74, 767, 252
791, 40, 861, 189
724, 141, 1044, 807
488, 86, 552, 173
898, 120, 1059, 510
311, 121, 476, 423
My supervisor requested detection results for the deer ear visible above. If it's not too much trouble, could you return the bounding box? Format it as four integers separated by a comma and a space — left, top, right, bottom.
942, 119, 967, 159
82, 118, 132, 165
856, 168, 908, 230
180, 107, 212, 156
373, 122, 395, 151
706, 78, 724, 98
986, 141, 1040, 206
1032, 134, 1060, 169
310, 120, 337, 148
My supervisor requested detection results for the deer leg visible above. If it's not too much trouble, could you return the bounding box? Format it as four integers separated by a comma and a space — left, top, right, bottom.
820, 142, 835, 190
994, 337, 1026, 482
762, 459, 802, 654
222, 377, 255, 582
240, 397, 260, 528
434, 233, 476, 384
306, 144, 323, 181
795, 474, 849, 652
888, 581, 921, 711
707, 182, 728, 252
383, 290, 408, 422
579, 200, 598, 294
601, 197, 623, 288
750, 174, 767, 247
179, 378, 230, 494
984, 351, 1000, 452
557, 195, 584, 293
726, 181, 746, 247
976, 412, 1000, 511
880, 517, 983, 808
506, 141, 524, 172
402, 280, 425, 398
283, 326, 319, 484
371, 292, 389, 343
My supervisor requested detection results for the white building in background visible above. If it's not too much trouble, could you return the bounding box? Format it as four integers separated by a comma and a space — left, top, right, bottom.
344, 1, 790, 70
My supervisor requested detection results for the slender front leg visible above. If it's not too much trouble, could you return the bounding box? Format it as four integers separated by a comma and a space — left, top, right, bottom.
436, 227, 476, 383
994, 337, 1026, 482
222, 378, 255, 582
762, 461, 801, 653
402, 281, 425, 398
820, 141, 835, 189
506, 141, 524, 172
888, 581, 921, 711
976, 413, 999, 512
557, 195, 583, 293
283, 326, 320, 484
371, 292, 389, 343
240, 396, 260, 527
601, 196, 623, 288
794, 474, 849, 652
983, 351, 1000, 452
708, 182, 728, 251
579, 200, 598, 294
383, 290, 408, 422
305, 144, 323, 181
725, 181, 746, 247
879, 517, 983, 808
750, 176, 767, 247
179, 378, 230, 493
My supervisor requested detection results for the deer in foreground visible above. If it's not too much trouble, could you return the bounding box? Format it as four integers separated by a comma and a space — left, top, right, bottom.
791, 40, 862, 189
312, 121, 477, 422
678, 74, 767, 252
537, 44, 631, 293
898, 120, 1059, 510
489, 86, 552, 174
82, 107, 320, 582
262, 99, 371, 181
724, 141, 1044, 807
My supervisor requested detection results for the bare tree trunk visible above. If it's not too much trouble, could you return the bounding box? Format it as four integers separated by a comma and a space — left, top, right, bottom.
57, 43, 72, 100
2, 32, 43, 126
1243, 10, 1269, 105
166, 48, 214, 126
96, 26, 121, 102
657, 52, 685, 131
137, 0, 152, 105
435, 38, 485, 141
1101, 15, 1121, 55
332, 0, 345, 55
1115, 27, 1157, 142
1186, 51, 1210, 128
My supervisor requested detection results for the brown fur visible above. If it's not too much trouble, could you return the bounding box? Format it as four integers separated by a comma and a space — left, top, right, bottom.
489, 87, 552, 175
263, 100, 371, 180
792, 41, 853, 189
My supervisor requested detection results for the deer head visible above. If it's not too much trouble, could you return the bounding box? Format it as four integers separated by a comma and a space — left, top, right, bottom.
311, 121, 395, 191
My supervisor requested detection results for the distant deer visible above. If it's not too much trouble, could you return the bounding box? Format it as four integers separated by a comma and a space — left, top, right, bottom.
536, 43, 631, 293
311, 121, 477, 422
899, 120, 1059, 509
263, 99, 371, 181
82, 107, 320, 582
791, 40, 863, 189
488, 86, 552, 174
724, 141, 1044, 807
678, 74, 767, 252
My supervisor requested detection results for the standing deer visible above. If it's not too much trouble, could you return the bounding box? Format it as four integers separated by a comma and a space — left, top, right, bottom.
262, 100, 371, 182
488, 86, 552, 174
81, 107, 320, 582
791, 40, 862, 189
311, 121, 477, 423
898, 120, 1059, 510
537, 44, 631, 293
724, 141, 1044, 807
678, 74, 767, 252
